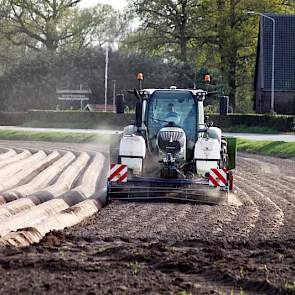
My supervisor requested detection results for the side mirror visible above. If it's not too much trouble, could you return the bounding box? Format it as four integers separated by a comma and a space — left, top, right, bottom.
204, 116, 213, 127
115, 94, 125, 114
207, 121, 214, 127
198, 128, 208, 133
135, 100, 142, 127
219, 96, 229, 115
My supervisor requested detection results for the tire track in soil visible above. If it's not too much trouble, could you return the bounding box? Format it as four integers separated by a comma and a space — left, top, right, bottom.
214, 186, 260, 241
244, 173, 295, 209
236, 157, 295, 238
237, 172, 295, 240
235, 173, 285, 240
209, 157, 261, 241
239, 153, 295, 175
244, 173, 295, 205
238, 157, 295, 202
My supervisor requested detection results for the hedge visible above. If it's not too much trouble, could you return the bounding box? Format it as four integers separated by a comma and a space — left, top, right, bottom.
0, 112, 27, 126
0, 111, 293, 132
208, 114, 294, 132
27, 110, 134, 129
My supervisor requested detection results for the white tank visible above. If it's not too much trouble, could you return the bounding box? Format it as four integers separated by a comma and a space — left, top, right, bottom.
194, 138, 221, 175
119, 135, 146, 174
207, 127, 222, 143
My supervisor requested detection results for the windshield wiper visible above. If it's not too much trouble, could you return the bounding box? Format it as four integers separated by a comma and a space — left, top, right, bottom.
151, 117, 170, 124
151, 118, 180, 127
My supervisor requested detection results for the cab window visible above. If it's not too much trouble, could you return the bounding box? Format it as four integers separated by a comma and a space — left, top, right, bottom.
146, 90, 197, 142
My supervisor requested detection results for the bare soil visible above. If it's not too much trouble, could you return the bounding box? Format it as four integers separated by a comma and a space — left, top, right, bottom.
0, 141, 294, 295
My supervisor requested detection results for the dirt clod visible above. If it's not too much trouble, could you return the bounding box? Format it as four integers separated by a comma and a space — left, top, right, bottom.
41, 231, 65, 247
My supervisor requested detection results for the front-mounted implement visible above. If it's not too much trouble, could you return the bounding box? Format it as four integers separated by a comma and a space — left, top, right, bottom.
107, 164, 233, 205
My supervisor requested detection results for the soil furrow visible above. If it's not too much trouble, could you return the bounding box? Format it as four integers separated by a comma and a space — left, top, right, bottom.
0, 143, 293, 294
237, 172, 295, 240
235, 174, 285, 240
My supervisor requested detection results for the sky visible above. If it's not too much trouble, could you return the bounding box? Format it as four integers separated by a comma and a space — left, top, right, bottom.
79, 0, 128, 10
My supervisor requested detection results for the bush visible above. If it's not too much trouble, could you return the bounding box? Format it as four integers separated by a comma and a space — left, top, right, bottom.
0, 112, 27, 125
208, 114, 294, 132
0, 49, 199, 112
26, 110, 134, 129
22, 111, 295, 132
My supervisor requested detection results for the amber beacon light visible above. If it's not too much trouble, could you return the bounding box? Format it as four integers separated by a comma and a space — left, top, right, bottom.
137, 73, 144, 81
204, 74, 211, 82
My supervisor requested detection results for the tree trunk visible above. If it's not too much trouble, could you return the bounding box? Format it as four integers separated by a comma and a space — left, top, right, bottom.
179, 0, 188, 63
217, 0, 227, 89
228, 0, 238, 112
217, 0, 238, 112
228, 47, 237, 111
180, 35, 187, 62
45, 39, 58, 51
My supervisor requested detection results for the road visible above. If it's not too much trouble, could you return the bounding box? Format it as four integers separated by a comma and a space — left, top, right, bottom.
0, 140, 293, 294
0, 126, 295, 141
224, 132, 295, 142
0, 126, 122, 135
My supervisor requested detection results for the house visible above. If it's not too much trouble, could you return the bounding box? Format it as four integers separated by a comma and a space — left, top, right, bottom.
254, 13, 295, 115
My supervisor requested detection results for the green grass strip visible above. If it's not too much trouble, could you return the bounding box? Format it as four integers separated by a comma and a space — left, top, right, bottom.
237, 138, 295, 158
0, 130, 110, 143
224, 125, 281, 134
22, 120, 100, 129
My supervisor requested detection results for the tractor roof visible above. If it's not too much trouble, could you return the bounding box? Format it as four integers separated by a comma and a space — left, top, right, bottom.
142, 88, 207, 96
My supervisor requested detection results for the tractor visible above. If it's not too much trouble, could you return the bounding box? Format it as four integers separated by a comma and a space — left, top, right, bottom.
107, 75, 236, 204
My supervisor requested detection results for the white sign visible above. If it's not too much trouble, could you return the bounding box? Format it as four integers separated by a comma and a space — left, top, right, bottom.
58, 94, 89, 101
56, 89, 92, 101
56, 90, 92, 94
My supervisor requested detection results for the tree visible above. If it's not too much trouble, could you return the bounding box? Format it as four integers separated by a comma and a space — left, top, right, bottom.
0, 2, 28, 72
126, 0, 295, 112
128, 0, 203, 62
0, 1, 129, 53
65, 4, 129, 50
0, 48, 197, 111
0, 0, 82, 51
201, 0, 295, 111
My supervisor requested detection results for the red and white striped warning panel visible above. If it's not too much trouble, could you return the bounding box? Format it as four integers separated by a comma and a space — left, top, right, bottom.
109, 164, 128, 183
209, 168, 228, 188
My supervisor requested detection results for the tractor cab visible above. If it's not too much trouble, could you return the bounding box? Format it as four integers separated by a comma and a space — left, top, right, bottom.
145, 89, 200, 160
116, 87, 208, 172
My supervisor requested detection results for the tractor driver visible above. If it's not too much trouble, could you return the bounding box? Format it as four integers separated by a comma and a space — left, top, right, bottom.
164, 103, 180, 124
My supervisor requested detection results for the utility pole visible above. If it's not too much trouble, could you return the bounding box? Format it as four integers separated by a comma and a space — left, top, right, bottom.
104, 44, 109, 112
112, 80, 116, 113
80, 84, 83, 111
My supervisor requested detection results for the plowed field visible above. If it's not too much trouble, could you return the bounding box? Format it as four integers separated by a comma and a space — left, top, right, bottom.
0, 140, 294, 295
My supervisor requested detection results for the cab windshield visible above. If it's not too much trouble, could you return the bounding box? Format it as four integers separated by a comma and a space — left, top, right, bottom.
146, 90, 197, 142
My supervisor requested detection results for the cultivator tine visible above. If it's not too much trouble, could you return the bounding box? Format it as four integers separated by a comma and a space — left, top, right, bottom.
107, 177, 228, 205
